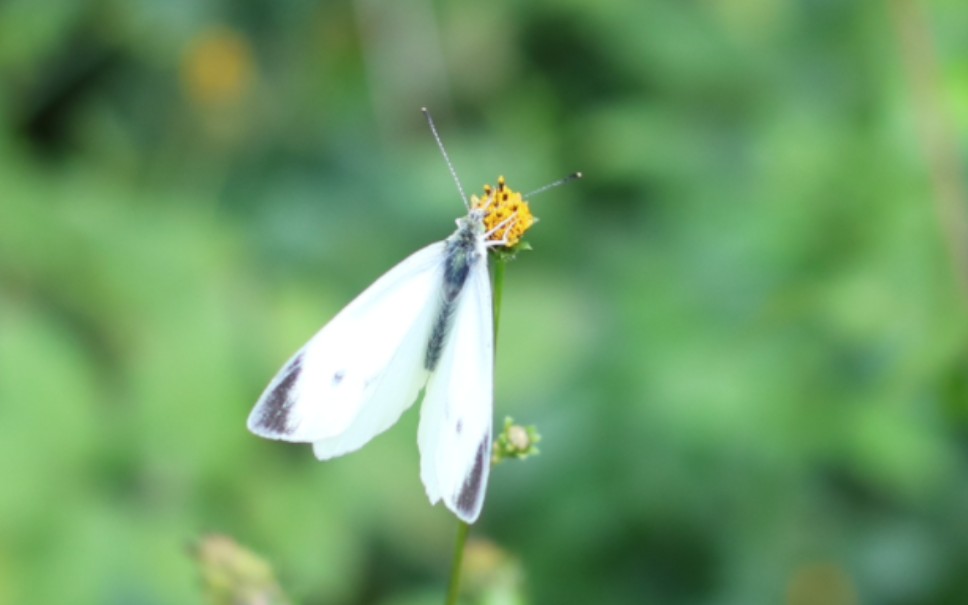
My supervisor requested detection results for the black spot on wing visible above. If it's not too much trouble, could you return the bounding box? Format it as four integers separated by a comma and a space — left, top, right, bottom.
456, 437, 490, 521
332, 369, 345, 385
255, 355, 303, 434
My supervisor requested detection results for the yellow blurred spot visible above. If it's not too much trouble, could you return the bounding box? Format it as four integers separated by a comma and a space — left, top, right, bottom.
461, 537, 524, 600
463, 538, 508, 578
787, 562, 857, 605
181, 28, 254, 107
472, 176, 535, 248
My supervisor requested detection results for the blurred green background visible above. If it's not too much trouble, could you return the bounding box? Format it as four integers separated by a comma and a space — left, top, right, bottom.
3, 1, 968, 604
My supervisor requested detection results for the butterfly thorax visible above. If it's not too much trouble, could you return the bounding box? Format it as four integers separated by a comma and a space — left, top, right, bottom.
424, 212, 487, 371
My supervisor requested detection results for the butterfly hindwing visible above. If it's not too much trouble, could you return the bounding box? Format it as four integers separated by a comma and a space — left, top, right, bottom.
418, 255, 493, 523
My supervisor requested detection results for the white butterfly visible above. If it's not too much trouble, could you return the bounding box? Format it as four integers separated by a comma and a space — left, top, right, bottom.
247, 112, 542, 523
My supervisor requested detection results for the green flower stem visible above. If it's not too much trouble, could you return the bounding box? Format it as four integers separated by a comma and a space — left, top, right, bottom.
445, 520, 471, 605
492, 256, 506, 345
444, 255, 507, 605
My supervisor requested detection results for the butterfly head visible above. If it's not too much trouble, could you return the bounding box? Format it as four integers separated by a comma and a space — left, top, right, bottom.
470, 177, 536, 250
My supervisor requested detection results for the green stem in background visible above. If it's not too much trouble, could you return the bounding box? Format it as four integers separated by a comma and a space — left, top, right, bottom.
444, 255, 507, 605
889, 0, 968, 303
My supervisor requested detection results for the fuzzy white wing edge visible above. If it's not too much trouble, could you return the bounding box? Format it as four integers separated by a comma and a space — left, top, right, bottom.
247, 242, 445, 460
418, 258, 493, 523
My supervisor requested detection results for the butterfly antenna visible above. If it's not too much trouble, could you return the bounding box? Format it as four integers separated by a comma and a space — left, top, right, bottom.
422, 107, 469, 209
523, 171, 584, 199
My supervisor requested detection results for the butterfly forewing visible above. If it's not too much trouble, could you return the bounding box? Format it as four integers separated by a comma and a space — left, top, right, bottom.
248, 242, 447, 448
311, 290, 439, 459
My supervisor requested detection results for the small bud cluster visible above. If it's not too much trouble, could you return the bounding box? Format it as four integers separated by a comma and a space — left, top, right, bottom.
492, 416, 541, 465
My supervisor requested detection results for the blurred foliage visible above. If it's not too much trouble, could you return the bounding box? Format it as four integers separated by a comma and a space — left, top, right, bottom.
194, 534, 291, 605
2, 1, 968, 604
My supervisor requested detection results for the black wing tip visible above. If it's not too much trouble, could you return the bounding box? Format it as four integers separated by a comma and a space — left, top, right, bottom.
247, 408, 287, 440
247, 409, 278, 438
248, 354, 305, 437
247, 407, 311, 442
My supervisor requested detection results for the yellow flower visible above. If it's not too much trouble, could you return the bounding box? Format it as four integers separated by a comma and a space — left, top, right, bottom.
471, 176, 535, 248
181, 28, 254, 107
